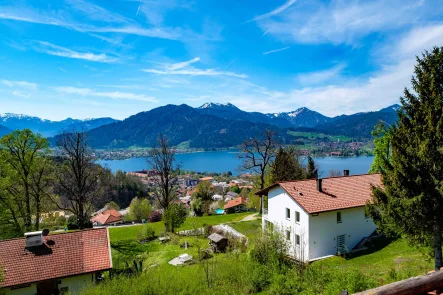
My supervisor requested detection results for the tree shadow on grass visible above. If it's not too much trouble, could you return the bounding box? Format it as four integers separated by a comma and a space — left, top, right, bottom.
111, 240, 148, 258
344, 235, 397, 260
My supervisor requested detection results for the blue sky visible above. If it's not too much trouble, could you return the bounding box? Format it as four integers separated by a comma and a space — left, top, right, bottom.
0, 0, 443, 120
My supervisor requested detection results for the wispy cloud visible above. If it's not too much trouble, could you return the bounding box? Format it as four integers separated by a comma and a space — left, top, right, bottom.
143, 57, 248, 78
0, 5, 206, 42
246, 0, 297, 23
66, 0, 131, 24
59, 67, 69, 74
1, 79, 38, 98
1, 79, 38, 91
262, 46, 289, 55
255, 0, 441, 45
34, 41, 118, 63
54, 86, 157, 102
296, 63, 346, 86
168, 57, 201, 70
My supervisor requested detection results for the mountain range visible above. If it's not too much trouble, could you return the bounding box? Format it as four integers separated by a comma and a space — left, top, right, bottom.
0, 103, 400, 149
0, 113, 118, 137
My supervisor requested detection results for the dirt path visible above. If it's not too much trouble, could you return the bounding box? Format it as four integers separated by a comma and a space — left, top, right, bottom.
239, 213, 259, 222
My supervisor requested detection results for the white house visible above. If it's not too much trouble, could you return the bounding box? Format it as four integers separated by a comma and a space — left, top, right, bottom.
257, 173, 381, 262
0, 228, 112, 295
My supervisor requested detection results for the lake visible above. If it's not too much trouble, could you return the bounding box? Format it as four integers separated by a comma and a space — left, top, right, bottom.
97, 151, 374, 177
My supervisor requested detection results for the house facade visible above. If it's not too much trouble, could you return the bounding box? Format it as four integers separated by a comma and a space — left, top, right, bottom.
0, 228, 112, 295
258, 173, 381, 262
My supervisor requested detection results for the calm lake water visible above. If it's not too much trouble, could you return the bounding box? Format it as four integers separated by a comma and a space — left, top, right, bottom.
97, 151, 374, 177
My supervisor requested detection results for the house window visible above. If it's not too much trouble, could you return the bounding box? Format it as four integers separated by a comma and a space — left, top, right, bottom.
295, 234, 300, 245
295, 211, 300, 223
286, 230, 290, 240
337, 212, 342, 223
286, 208, 290, 220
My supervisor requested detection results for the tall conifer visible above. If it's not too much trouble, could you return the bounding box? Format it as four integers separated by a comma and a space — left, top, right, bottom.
369, 47, 443, 270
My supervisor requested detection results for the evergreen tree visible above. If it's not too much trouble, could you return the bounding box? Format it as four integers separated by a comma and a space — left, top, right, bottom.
271, 146, 306, 182
368, 47, 443, 270
306, 156, 318, 179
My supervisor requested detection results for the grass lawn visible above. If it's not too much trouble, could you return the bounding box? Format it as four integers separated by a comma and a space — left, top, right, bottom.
109, 212, 253, 242
315, 238, 433, 284
229, 219, 262, 239
109, 213, 255, 269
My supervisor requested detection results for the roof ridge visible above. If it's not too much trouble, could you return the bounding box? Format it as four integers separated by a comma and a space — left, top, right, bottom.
0, 227, 107, 243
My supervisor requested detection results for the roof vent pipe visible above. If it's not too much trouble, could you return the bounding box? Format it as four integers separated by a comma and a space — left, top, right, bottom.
344, 170, 350, 176
317, 178, 323, 192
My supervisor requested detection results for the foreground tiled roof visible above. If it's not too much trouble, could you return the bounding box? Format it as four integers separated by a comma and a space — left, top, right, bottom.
256, 174, 381, 214
0, 228, 112, 288
224, 197, 247, 210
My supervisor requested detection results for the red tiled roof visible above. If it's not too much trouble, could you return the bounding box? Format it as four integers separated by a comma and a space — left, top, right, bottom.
91, 209, 122, 225
0, 228, 112, 288
256, 174, 382, 214
224, 197, 247, 210
200, 177, 214, 181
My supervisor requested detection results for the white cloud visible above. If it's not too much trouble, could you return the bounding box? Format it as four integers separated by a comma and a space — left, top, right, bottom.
66, 0, 131, 24
262, 46, 290, 55
396, 24, 443, 58
295, 63, 346, 86
1, 79, 38, 98
168, 57, 201, 71
59, 67, 69, 74
34, 41, 118, 63
143, 57, 248, 78
54, 86, 157, 102
0, 5, 205, 42
247, 0, 297, 23
1, 80, 38, 91
256, 0, 442, 45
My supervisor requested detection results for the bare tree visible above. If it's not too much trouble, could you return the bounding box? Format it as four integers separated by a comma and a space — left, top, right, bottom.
238, 130, 277, 214
55, 131, 103, 229
147, 135, 180, 211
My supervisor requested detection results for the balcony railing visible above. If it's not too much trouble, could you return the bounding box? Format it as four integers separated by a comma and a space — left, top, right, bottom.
263, 208, 268, 216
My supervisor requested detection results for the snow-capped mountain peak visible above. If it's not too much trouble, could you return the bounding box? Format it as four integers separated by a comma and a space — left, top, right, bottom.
199, 102, 235, 109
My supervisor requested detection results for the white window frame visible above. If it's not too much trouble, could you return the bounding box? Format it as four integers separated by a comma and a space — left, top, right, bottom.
286, 208, 290, 220
295, 234, 300, 246
286, 230, 291, 241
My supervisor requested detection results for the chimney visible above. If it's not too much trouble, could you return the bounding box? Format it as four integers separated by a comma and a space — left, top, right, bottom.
343, 170, 350, 176
317, 178, 323, 192
25, 231, 43, 248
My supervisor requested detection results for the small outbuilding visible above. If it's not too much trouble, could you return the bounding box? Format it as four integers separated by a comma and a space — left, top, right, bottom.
208, 233, 228, 252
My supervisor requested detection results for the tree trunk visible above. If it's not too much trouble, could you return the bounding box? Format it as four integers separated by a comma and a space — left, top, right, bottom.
434, 222, 442, 271
259, 174, 265, 214
78, 202, 85, 230
35, 199, 40, 231
25, 184, 32, 232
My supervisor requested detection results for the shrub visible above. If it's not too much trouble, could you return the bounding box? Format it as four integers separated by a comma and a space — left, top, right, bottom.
129, 198, 152, 221
67, 215, 79, 230
55, 216, 67, 226
249, 228, 288, 266
137, 224, 156, 241
148, 210, 162, 223
67, 215, 92, 230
